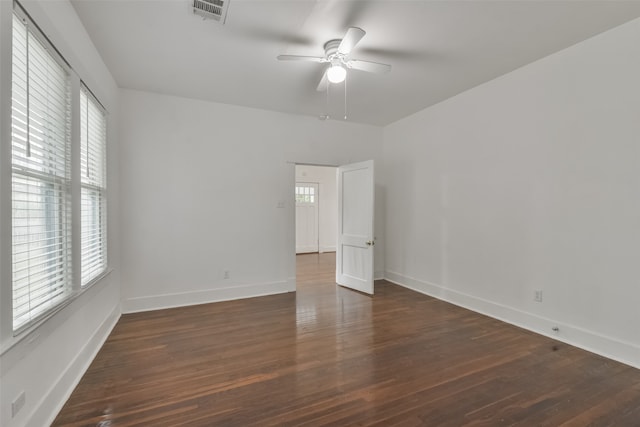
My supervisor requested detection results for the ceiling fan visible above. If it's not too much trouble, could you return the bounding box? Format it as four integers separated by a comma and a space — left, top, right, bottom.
277, 27, 391, 91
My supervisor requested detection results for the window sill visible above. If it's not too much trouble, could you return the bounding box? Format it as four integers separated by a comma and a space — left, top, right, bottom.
0, 268, 114, 357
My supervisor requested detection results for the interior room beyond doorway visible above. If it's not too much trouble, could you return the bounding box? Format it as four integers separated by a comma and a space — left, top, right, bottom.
295, 165, 338, 254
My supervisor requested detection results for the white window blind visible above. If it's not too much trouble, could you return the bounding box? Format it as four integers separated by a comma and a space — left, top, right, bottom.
80, 87, 107, 285
11, 12, 72, 331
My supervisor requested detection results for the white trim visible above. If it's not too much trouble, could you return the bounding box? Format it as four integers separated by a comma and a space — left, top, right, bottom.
1, 269, 114, 355
0, 0, 14, 353
123, 280, 293, 314
385, 270, 640, 369
28, 304, 120, 427
319, 246, 336, 253
296, 247, 320, 254
1, 271, 114, 358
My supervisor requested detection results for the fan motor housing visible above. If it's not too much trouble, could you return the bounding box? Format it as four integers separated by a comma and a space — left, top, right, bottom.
324, 39, 342, 57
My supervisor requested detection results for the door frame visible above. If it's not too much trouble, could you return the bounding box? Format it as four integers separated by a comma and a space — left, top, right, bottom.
289, 162, 339, 290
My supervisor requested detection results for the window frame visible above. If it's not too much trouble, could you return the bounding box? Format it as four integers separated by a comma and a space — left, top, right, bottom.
80, 85, 108, 287
295, 183, 317, 205
3, 2, 110, 342
11, 6, 74, 334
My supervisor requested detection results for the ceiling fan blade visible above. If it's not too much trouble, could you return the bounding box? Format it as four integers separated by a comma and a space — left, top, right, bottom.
316, 71, 328, 92
358, 47, 432, 61
347, 59, 392, 74
242, 29, 313, 46
277, 55, 326, 63
338, 27, 365, 55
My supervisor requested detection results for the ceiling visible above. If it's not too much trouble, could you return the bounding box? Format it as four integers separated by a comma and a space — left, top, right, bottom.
71, 0, 640, 126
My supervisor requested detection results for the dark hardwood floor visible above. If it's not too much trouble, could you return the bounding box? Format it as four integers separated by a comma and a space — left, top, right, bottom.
53, 253, 640, 426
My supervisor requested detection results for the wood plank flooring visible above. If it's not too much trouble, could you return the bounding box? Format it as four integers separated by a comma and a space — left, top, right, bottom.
53, 253, 640, 426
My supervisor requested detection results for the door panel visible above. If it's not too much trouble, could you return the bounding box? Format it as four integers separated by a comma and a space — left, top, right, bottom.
295, 183, 319, 253
336, 160, 374, 294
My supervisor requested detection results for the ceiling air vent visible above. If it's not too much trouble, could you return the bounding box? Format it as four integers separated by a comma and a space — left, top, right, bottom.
192, 0, 230, 23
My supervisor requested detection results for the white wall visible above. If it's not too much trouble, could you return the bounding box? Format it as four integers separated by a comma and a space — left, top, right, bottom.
296, 165, 337, 253
0, 2, 121, 426
383, 18, 640, 368
119, 89, 384, 312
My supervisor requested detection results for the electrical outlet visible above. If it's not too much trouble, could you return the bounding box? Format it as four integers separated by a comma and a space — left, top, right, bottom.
534, 289, 543, 302
12, 391, 25, 418
223, 270, 230, 280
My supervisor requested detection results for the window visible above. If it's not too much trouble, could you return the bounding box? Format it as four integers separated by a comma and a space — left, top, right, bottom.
11, 12, 72, 331
80, 87, 107, 285
295, 185, 315, 204
9, 5, 108, 334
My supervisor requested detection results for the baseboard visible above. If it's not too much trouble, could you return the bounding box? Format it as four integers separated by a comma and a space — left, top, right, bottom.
123, 280, 292, 314
29, 304, 121, 427
385, 270, 639, 369
319, 246, 336, 253
296, 247, 318, 254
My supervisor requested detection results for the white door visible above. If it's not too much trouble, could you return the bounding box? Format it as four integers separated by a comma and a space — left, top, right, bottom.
336, 160, 375, 294
295, 183, 319, 253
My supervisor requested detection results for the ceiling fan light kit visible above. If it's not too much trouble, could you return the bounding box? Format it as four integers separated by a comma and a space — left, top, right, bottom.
327, 64, 347, 83
277, 26, 391, 90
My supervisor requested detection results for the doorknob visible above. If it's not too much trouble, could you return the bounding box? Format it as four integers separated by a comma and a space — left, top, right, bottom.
366, 240, 375, 246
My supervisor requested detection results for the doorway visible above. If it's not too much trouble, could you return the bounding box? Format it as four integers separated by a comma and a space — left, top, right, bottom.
295, 165, 338, 255
295, 165, 338, 290
293, 161, 375, 295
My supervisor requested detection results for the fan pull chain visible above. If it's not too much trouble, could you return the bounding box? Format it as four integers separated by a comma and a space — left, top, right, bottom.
326, 80, 330, 119
344, 73, 348, 120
